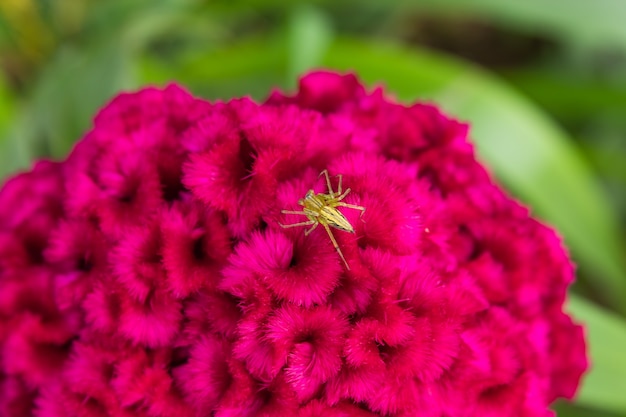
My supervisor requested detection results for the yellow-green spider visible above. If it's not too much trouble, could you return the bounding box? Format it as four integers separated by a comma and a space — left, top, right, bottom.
279, 170, 365, 270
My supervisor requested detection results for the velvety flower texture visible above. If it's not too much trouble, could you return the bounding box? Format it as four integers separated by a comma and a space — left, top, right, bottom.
0, 71, 586, 417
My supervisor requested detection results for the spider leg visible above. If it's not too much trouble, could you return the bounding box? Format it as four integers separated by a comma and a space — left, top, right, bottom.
304, 222, 319, 236
279, 220, 316, 229
335, 202, 366, 219
336, 187, 351, 202
322, 223, 350, 270
335, 202, 365, 211
319, 169, 336, 196
336, 174, 343, 197
281, 210, 308, 215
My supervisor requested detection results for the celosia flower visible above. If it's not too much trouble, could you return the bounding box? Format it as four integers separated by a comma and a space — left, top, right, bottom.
0, 72, 587, 417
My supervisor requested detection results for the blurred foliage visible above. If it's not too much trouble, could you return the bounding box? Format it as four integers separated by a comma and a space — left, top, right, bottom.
1, 1, 626, 416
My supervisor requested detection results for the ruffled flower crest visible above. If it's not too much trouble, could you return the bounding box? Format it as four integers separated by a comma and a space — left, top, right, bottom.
0, 71, 586, 417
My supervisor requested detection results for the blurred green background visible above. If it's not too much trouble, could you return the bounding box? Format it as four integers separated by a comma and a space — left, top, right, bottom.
1, 1, 626, 416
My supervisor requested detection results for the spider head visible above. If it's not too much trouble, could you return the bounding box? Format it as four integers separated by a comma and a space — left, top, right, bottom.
298, 190, 315, 206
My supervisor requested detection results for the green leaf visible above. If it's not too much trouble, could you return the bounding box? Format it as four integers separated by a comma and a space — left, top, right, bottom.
139, 36, 290, 100
553, 400, 623, 417
0, 72, 32, 180
568, 295, 626, 413
23, 38, 134, 159
501, 68, 626, 123
286, 4, 333, 87
0, 72, 13, 136
404, 0, 626, 50
5, 0, 200, 163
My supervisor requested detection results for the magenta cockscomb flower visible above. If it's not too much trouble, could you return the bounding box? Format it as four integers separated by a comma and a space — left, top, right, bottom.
0, 71, 586, 417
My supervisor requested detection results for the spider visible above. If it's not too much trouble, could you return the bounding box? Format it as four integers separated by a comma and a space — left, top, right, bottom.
279, 170, 365, 270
